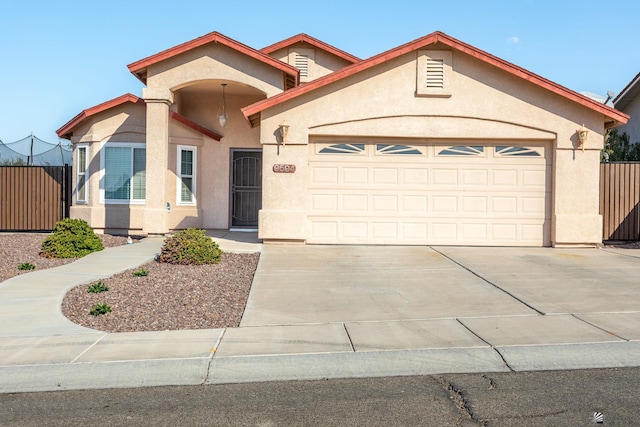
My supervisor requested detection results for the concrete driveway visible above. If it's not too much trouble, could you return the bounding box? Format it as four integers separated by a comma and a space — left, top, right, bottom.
240, 245, 640, 327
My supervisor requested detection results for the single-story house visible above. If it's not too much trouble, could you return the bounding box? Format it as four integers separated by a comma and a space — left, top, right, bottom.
57, 31, 628, 247
613, 72, 640, 143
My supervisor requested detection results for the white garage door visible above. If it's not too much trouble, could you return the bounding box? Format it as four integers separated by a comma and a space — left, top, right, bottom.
308, 141, 551, 246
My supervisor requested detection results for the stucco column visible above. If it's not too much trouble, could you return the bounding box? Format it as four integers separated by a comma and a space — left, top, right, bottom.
142, 88, 173, 235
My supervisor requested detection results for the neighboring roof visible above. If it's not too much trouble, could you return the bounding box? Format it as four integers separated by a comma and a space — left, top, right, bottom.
261, 33, 361, 64
581, 91, 614, 107
127, 31, 299, 88
613, 72, 640, 111
56, 93, 223, 141
243, 31, 629, 126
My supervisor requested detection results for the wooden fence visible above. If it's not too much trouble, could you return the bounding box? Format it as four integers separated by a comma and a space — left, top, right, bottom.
600, 162, 640, 241
0, 166, 72, 231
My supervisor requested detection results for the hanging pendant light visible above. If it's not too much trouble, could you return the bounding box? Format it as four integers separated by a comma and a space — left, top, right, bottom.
218, 83, 228, 128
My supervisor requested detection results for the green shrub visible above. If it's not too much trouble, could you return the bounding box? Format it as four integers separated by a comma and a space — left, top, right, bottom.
89, 303, 112, 316
132, 268, 149, 277
17, 262, 36, 271
87, 281, 109, 293
159, 228, 222, 265
41, 218, 104, 258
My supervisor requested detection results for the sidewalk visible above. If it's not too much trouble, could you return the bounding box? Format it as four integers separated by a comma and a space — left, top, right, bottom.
1, 237, 640, 393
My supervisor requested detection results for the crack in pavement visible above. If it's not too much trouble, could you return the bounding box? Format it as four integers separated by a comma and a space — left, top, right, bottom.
435, 376, 487, 426
429, 247, 546, 315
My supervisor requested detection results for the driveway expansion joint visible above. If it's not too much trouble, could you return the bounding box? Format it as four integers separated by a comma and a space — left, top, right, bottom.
429, 246, 546, 316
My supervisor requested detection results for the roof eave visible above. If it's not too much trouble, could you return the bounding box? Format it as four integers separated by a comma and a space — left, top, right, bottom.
243, 31, 629, 126
169, 111, 223, 141
56, 93, 144, 139
127, 31, 299, 86
261, 33, 361, 64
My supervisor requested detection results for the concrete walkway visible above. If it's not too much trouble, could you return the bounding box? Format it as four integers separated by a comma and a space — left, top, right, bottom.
1, 236, 640, 393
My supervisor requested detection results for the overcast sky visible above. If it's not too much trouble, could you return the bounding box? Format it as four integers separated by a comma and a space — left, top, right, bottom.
1, 0, 638, 143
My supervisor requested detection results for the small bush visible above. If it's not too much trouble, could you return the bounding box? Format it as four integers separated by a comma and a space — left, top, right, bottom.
159, 228, 222, 265
18, 262, 36, 271
132, 268, 149, 277
89, 303, 112, 316
87, 281, 109, 293
41, 218, 104, 259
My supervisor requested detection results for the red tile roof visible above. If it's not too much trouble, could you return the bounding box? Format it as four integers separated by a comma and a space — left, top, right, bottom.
56, 93, 222, 141
243, 31, 629, 126
261, 33, 361, 64
127, 31, 299, 85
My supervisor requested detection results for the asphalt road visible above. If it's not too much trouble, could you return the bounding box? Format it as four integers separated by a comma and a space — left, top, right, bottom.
1, 368, 639, 426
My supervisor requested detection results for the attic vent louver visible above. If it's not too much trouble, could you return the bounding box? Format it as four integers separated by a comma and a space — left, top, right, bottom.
426, 58, 445, 88
295, 53, 309, 78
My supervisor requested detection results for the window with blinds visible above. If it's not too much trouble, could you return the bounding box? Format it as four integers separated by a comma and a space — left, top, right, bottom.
76, 145, 88, 203
177, 146, 196, 205
101, 144, 146, 203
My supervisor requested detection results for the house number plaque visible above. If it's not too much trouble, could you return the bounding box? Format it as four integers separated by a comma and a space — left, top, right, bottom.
272, 164, 296, 173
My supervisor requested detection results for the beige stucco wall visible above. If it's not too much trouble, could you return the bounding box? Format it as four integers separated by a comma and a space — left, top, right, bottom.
69, 103, 147, 234
258, 44, 607, 246
168, 94, 262, 230
145, 43, 285, 98
69, 94, 262, 234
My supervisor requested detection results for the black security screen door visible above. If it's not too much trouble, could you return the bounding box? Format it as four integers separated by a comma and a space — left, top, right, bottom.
231, 150, 262, 227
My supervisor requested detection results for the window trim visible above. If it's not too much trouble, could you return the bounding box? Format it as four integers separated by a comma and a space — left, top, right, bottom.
76, 144, 88, 204
99, 142, 146, 205
176, 145, 197, 206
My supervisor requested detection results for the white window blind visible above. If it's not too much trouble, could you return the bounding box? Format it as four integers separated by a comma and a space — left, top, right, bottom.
76, 146, 87, 203
103, 145, 146, 202
177, 146, 196, 205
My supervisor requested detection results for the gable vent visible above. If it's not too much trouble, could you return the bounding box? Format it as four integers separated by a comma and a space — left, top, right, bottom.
295, 53, 309, 78
426, 58, 445, 88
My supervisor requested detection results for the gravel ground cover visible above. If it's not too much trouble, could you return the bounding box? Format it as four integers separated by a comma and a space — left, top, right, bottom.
0, 233, 259, 332
0, 233, 130, 283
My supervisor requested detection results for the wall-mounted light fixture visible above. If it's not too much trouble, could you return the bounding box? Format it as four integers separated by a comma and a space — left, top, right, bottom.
218, 83, 228, 128
577, 124, 589, 151
279, 120, 290, 145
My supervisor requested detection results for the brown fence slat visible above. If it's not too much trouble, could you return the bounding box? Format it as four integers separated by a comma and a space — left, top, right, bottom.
600, 162, 640, 241
0, 166, 71, 231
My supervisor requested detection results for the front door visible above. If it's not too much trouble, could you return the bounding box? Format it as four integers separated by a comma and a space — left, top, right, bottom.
231, 150, 262, 228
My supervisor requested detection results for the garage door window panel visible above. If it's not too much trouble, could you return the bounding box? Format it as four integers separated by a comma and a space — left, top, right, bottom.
319, 143, 365, 154
438, 146, 484, 156
376, 144, 422, 155
495, 146, 541, 157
